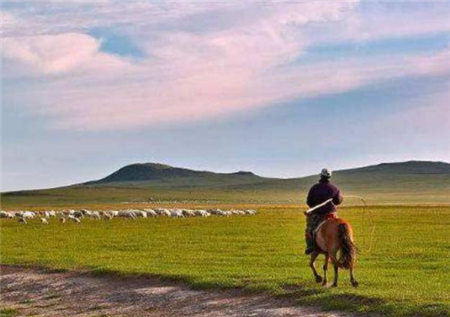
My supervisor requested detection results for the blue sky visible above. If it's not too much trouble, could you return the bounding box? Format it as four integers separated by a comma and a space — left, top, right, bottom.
1, 1, 450, 191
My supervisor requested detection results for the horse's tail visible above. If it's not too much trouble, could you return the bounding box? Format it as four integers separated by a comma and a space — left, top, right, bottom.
337, 223, 356, 270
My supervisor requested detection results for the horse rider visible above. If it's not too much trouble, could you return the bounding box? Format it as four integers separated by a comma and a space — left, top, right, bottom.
305, 168, 343, 255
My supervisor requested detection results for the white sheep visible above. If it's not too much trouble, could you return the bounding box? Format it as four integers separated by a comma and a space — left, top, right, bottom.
90, 212, 101, 220
182, 209, 196, 217
195, 210, 210, 217
0, 211, 14, 219
118, 210, 137, 219
208, 209, 222, 216
99, 211, 112, 219
80, 209, 92, 216
170, 209, 184, 218
68, 215, 81, 223
18, 217, 27, 224
7, 206, 256, 223
155, 208, 171, 217
134, 210, 148, 218
143, 209, 157, 217
72, 210, 84, 218
105, 213, 114, 220
209, 209, 226, 216
42, 211, 53, 218
22, 211, 36, 219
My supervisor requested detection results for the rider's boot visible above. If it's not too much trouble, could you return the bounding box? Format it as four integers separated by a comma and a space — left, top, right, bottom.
305, 235, 315, 255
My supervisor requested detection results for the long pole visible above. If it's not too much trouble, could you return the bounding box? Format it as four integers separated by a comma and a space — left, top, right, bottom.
304, 198, 333, 215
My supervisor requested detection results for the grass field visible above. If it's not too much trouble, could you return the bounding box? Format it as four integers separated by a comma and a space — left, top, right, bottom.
1, 205, 449, 317
2, 161, 450, 207
2, 184, 450, 208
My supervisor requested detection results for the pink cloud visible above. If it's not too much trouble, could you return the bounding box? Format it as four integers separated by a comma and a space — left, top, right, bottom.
2, 1, 450, 131
2, 33, 130, 75
413, 50, 450, 76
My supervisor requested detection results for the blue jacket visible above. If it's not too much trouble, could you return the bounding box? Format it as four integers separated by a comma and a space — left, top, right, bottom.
306, 179, 343, 215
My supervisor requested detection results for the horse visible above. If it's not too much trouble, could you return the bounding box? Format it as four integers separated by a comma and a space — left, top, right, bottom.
307, 215, 359, 288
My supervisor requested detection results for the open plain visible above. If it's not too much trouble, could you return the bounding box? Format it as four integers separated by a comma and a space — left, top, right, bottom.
1, 204, 449, 317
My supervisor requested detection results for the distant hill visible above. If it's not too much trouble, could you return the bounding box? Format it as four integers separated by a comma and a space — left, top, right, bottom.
85, 163, 265, 187
82, 160, 450, 189
253, 161, 450, 198
337, 161, 450, 175
2, 161, 450, 207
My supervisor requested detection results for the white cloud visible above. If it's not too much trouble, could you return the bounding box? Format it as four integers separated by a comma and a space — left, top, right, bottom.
3, 33, 100, 74
1, 10, 18, 28
2, 32, 132, 76
2, 1, 450, 131
413, 50, 450, 76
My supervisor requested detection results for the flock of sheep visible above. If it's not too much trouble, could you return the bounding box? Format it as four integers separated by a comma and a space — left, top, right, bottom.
0, 208, 258, 224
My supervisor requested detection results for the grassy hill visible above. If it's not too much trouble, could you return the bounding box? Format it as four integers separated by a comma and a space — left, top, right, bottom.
84, 162, 269, 188
2, 161, 450, 208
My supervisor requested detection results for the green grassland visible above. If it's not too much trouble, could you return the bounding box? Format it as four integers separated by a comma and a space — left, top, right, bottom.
2, 173, 450, 209
1, 205, 449, 317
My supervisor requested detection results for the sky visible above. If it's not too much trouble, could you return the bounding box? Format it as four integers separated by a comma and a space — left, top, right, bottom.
1, 0, 450, 191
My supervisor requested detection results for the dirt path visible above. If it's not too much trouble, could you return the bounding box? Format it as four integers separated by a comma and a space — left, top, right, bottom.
1, 266, 356, 317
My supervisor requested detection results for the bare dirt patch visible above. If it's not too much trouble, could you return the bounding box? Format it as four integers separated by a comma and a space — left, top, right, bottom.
1, 266, 357, 317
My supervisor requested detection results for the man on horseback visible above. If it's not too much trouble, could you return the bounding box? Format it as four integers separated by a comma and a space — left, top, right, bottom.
305, 168, 343, 255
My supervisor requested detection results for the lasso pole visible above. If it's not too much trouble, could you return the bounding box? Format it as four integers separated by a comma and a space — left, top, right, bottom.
304, 198, 333, 215
344, 195, 376, 253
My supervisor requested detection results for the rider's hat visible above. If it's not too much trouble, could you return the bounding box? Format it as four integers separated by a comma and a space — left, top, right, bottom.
320, 168, 332, 178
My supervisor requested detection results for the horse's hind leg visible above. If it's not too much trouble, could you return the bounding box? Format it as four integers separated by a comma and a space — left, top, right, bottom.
309, 251, 322, 283
332, 264, 339, 287
322, 253, 330, 286
350, 267, 359, 287
329, 249, 339, 287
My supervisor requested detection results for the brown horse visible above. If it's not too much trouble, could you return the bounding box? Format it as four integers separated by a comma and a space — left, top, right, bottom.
308, 217, 358, 287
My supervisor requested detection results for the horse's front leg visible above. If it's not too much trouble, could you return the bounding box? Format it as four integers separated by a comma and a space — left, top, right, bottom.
309, 251, 322, 283
322, 253, 330, 286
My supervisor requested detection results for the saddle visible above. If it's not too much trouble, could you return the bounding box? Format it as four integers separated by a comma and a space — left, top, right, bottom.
313, 212, 338, 237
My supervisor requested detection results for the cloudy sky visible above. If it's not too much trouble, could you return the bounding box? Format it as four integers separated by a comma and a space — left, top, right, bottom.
1, 0, 449, 191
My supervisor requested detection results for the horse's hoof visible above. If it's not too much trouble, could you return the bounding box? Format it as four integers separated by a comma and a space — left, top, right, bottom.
331, 283, 338, 288
315, 276, 323, 283
351, 280, 359, 288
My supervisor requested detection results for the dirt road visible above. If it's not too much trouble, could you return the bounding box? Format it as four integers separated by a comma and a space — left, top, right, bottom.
1, 266, 357, 317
